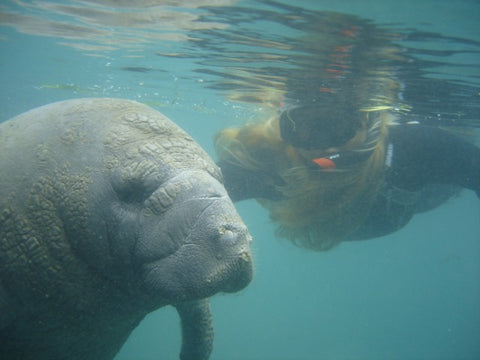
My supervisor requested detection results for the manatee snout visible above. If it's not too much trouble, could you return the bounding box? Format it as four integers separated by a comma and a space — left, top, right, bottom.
186, 183, 253, 295
208, 217, 253, 294
138, 171, 253, 302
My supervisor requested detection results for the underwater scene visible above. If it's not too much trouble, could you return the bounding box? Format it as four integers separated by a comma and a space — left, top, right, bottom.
1, 0, 479, 359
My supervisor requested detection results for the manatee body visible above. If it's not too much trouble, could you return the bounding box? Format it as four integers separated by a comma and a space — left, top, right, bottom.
0, 98, 253, 360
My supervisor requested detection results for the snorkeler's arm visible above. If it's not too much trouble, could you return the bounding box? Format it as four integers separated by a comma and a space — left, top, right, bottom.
217, 160, 282, 202
387, 125, 480, 196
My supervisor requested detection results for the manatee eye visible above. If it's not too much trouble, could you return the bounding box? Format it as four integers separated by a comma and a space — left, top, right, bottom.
116, 181, 149, 203
111, 174, 155, 204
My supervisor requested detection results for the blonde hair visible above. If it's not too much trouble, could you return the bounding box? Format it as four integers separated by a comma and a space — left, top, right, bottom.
215, 108, 394, 251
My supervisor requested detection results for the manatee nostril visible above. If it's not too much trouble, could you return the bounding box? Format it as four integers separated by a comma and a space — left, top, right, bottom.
218, 227, 251, 247
219, 229, 236, 245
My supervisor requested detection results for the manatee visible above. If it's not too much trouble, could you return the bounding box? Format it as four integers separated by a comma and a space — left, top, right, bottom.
0, 98, 253, 360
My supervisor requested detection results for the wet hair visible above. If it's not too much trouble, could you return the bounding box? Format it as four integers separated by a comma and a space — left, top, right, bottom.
215, 108, 394, 251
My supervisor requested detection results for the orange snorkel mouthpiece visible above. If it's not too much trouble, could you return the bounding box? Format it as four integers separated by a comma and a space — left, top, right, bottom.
312, 157, 337, 169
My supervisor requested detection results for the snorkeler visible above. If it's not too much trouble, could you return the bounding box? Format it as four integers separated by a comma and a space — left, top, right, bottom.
215, 101, 480, 250
208, 7, 480, 251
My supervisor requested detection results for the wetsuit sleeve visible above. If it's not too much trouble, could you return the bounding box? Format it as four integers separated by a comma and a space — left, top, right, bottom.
217, 160, 282, 202
387, 125, 480, 195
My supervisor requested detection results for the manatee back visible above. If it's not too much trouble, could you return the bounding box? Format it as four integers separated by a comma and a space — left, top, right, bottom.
0, 98, 219, 192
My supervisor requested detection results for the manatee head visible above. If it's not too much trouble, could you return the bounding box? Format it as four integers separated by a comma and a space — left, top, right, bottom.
61, 98, 255, 305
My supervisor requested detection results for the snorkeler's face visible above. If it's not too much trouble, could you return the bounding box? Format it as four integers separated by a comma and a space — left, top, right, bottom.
279, 103, 361, 150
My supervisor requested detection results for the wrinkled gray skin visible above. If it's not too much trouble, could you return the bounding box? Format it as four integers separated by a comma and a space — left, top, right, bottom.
0, 98, 253, 360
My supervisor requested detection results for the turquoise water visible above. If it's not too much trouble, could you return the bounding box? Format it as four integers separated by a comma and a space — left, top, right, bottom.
1, 1, 479, 359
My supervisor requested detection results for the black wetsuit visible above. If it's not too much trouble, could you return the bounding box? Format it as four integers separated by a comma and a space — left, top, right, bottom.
218, 125, 480, 240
